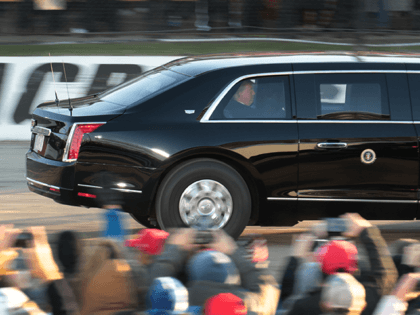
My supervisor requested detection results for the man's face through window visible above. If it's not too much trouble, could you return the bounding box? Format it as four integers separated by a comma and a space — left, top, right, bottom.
234, 81, 256, 106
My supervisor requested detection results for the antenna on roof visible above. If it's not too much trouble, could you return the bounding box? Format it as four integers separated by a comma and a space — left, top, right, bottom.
62, 61, 73, 116
49, 53, 60, 108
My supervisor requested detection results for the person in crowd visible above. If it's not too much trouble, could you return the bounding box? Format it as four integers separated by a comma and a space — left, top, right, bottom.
281, 213, 398, 315
143, 276, 200, 314
373, 272, 420, 315
224, 79, 257, 118
390, 239, 419, 279
125, 228, 169, 266
279, 261, 323, 313
278, 232, 318, 303
76, 237, 138, 315
149, 227, 280, 315
54, 230, 83, 306
94, 171, 127, 243
0, 224, 79, 315
203, 293, 248, 315
320, 272, 367, 315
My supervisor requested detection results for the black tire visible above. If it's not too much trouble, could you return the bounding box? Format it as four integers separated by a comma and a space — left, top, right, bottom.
156, 158, 252, 239
130, 213, 160, 229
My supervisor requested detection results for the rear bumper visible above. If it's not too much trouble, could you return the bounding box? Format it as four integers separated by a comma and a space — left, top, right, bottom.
26, 150, 153, 215
27, 177, 78, 206
26, 149, 79, 205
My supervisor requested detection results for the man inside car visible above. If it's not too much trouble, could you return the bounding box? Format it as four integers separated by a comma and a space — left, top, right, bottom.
224, 79, 257, 118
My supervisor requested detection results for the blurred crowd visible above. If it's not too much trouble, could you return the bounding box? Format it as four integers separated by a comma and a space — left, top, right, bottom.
1, 0, 420, 35
0, 211, 419, 314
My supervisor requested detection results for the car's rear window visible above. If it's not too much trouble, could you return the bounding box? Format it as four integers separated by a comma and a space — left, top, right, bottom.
99, 68, 190, 107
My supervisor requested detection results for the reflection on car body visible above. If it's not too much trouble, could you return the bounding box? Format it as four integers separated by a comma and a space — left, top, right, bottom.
26, 52, 420, 238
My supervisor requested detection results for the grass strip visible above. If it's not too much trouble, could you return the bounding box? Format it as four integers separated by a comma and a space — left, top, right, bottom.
1, 41, 359, 56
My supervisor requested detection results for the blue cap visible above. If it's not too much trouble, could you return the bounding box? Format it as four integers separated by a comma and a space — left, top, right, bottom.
187, 250, 240, 285
146, 277, 189, 313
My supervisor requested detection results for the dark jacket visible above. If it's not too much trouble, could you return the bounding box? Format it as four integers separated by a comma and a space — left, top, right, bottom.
278, 256, 300, 302
223, 99, 258, 119
150, 245, 280, 315
285, 226, 398, 315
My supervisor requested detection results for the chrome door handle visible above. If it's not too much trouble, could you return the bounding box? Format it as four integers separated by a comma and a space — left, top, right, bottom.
317, 142, 348, 149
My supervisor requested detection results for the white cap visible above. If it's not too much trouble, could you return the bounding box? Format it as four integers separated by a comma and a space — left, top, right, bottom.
321, 273, 366, 313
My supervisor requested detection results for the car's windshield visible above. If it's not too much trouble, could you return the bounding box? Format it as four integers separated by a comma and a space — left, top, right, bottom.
99, 68, 190, 107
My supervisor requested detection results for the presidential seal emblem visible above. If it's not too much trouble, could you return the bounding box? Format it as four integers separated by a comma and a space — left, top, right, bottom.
361, 149, 376, 164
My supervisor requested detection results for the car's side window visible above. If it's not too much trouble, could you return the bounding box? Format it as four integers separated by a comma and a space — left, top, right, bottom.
210, 76, 291, 120
296, 73, 390, 120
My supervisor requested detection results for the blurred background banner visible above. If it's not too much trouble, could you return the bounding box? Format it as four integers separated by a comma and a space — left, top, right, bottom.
0, 0, 418, 34
0, 56, 179, 141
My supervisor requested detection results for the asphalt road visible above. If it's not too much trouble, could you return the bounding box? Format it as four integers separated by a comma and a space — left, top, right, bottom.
0, 141, 29, 194
1, 142, 420, 280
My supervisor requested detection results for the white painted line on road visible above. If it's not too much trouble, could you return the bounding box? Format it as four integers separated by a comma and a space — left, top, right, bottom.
14, 37, 420, 48
159, 37, 420, 47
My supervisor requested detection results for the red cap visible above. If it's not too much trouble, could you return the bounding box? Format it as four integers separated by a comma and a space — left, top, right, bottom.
204, 293, 247, 315
315, 240, 358, 275
124, 228, 169, 255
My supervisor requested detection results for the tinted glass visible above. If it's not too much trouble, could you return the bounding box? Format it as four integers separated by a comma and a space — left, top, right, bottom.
211, 76, 291, 120
99, 68, 189, 107
315, 74, 390, 120
295, 74, 390, 120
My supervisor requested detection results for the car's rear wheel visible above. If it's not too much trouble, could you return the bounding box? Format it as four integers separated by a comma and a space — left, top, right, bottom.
156, 158, 251, 239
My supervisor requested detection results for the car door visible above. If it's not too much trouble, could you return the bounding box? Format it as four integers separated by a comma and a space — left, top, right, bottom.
202, 71, 299, 225
407, 63, 420, 220
294, 63, 418, 220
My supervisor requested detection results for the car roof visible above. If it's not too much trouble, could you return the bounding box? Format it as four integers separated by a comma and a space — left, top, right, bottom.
163, 51, 420, 77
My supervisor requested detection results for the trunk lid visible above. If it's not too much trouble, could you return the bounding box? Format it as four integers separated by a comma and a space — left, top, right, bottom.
30, 96, 126, 161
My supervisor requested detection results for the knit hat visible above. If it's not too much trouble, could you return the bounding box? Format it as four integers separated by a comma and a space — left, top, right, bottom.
204, 293, 247, 315
293, 262, 323, 295
321, 273, 366, 313
146, 277, 189, 314
187, 250, 240, 285
315, 240, 358, 275
125, 229, 169, 255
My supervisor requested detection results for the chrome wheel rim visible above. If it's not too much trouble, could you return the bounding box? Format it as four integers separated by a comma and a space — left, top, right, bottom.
179, 179, 233, 229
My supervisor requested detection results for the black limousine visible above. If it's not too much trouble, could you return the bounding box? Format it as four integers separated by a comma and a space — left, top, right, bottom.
26, 52, 420, 238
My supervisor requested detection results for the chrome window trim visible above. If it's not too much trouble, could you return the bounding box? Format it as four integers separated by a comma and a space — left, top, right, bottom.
27, 177, 60, 190
200, 72, 292, 122
202, 120, 414, 124
293, 70, 407, 75
202, 120, 298, 123
201, 69, 415, 123
32, 126, 51, 136
77, 184, 142, 194
298, 120, 413, 124
268, 197, 417, 203
63, 122, 107, 163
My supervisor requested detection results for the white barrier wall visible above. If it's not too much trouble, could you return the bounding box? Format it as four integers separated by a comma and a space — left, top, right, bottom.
0, 56, 181, 140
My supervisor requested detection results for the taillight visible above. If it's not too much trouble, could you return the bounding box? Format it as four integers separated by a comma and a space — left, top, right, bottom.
78, 192, 97, 198
63, 123, 105, 162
